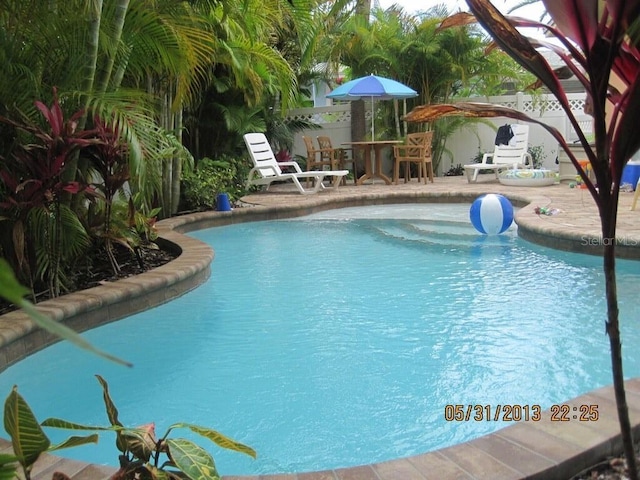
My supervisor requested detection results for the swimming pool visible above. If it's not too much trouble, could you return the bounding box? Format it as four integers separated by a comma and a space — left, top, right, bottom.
1, 204, 639, 476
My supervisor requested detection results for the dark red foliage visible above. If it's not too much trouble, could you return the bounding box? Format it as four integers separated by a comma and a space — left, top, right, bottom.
0, 88, 101, 212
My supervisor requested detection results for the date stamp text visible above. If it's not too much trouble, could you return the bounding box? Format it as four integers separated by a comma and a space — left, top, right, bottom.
444, 404, 599, 422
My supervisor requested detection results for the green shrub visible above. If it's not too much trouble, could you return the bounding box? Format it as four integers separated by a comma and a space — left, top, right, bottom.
528, 145, 546, 169
180, 156, 251, 211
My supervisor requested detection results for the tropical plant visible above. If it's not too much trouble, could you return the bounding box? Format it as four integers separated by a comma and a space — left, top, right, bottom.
0, 89, 96, 298
127, 194, 162, 247
411, 11, 534, 173
83, 116, 132, 274
0, 261, 129, 480
0, 0, 226, 219
1, 376, 254, 480
181, 156, 250, 212
50, 375, 256, 480
527, 144, 546, 169
99, 195, 163, 272
181, 0, 312, 162
2, 385, 99, 480
405, 0, 640, 477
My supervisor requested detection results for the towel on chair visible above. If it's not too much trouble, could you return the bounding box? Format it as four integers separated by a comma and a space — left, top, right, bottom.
495, 124, 514, 146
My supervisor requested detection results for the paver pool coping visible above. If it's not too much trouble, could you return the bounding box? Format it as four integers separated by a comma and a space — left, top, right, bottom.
1, 177, 639, 479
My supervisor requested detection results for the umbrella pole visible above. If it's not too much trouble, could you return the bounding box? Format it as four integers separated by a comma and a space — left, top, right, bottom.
371, 96, 375, 139
370, 97, 375, 183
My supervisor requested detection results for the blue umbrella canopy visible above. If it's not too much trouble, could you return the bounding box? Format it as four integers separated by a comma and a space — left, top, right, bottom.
326, 74, 418, 137
327, 74, 418, 100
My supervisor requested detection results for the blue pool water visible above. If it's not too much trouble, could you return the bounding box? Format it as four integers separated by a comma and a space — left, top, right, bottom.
1, 204, 639, 476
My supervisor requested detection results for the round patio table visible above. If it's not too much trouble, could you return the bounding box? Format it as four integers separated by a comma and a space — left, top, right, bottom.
343, 140, 402, 185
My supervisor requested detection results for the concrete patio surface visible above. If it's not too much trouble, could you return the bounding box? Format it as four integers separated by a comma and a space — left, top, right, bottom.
0, 173, 639, 480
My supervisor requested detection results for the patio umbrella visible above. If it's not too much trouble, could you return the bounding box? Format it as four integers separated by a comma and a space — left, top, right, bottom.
326, 74, 418, 138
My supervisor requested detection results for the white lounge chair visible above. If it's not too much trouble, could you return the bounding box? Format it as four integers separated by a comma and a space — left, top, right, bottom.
244, 133, 348, 195
464, 124, 533, 183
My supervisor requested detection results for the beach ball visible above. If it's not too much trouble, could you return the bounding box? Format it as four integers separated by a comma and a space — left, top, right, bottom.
469, 194, 514, 234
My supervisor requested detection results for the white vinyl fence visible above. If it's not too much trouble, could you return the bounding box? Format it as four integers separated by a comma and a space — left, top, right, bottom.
287, 92, 590, 176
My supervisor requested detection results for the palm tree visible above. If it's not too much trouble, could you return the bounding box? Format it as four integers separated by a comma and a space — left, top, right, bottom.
0, 0, 219, 295
183, 0, 331, 162
0, 1, 214, 213
322, 4, 532, 170
0, 0, 314, 216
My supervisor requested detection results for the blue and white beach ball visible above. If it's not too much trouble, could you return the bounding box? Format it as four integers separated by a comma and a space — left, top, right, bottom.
469, 194, 514, 235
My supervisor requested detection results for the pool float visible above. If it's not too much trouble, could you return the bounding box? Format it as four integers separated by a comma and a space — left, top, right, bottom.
498, 169, 557, 187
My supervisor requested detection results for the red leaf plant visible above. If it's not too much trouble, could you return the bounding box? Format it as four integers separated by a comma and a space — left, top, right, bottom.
405, 1, 640, 477
0, 88, 100, 298
0, 89, 98, 210
83, 116, 132, 275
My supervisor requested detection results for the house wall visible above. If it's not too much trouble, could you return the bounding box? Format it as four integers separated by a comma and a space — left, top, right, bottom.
287, 92, 591, 176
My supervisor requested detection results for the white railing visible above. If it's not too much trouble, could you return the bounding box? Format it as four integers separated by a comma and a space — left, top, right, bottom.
288, 92, 589, 175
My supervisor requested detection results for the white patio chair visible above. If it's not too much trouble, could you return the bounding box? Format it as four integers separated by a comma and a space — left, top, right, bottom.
463, 124, 533, 183
244, 133, 348, 195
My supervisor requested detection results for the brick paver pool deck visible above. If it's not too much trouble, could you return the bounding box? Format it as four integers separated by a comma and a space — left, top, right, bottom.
1, 174, 639, 480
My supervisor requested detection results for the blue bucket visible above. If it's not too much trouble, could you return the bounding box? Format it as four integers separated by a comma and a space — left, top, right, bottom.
622, 161, 640, 190
216, 193, 232, 212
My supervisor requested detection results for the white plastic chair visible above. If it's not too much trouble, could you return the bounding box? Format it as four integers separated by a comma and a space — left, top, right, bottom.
244, 133, 348, 195
463, 124, 533, 183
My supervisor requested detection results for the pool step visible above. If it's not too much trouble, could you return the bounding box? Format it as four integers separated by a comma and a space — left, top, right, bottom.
372, 219, 517, 248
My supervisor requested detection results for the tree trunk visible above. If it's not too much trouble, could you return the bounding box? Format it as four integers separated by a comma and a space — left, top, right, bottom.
350, 0, 371, 144
81, 0, 102, 107
351, 100, 366, 142
355, 0, 370, 18
393, 99, 401, 138
601, 195, 638, 479
170, 102, 183, 215
160, 90, 173, 217
96, 0, 130, 94
63, 0, 103, 201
